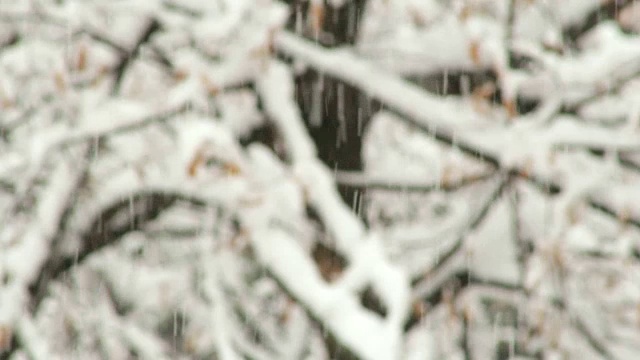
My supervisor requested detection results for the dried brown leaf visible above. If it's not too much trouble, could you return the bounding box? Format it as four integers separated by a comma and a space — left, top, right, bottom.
187, 148, 206, 177
0, 326, 12, 352
54, 71, 67, 92
441, 165, 453, 188
77, 44, 88, 71
201, 75, 219, 96
309, 2, 325, 34
412, 301, 428, 318
223, 162, 242, 176
469, 41, 481, 65
0, 87, 12, 109
173, 69, 189, 82
618, 206, 631, 224
473, 82, 496, 99
503, 98, 518, 119
458, 5, 471, 21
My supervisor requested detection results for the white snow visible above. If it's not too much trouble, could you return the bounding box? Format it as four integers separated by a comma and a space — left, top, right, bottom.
2, 0, 640, 358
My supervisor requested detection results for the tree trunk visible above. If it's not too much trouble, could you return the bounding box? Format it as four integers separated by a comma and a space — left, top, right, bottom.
284, 0, 374, 211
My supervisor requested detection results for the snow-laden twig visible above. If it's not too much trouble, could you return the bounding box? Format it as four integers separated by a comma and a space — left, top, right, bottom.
60, 102, 190, 148
198, 247, 242, 360
412, 249, 466, 303
0, 102, 190, 185
14, 314, 51, 360
0, 148, 88, 328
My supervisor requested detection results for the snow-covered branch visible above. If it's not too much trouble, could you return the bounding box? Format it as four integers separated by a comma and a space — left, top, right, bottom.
274, 31, 640, 231
256, 59, 411, 358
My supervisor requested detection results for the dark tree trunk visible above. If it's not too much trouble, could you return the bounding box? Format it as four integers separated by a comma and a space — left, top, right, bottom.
284, 0, 375, 211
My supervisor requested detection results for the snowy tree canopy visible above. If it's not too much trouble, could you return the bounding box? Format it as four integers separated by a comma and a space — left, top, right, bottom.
1, 0, 640, 359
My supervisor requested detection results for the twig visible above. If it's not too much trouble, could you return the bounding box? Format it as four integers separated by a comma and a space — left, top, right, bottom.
550, 299, 614, 359
60, 103, 190, 148
563, 0, 633, 45
111, 18, 163, 94
413, 175, 509, 283
29, 191, 206, 309
406, 176, 510, 330
334, 170, 493, 193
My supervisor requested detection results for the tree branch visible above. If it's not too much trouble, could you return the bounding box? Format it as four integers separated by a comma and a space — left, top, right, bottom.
111, 18, 162, 94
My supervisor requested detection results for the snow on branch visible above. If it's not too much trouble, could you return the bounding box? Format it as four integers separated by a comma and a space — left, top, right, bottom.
273, 31, 640, 231
256, 59, 411, 358
60, 102, 190, 148
255, 62, 317, 163
246, 224, 390, 360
